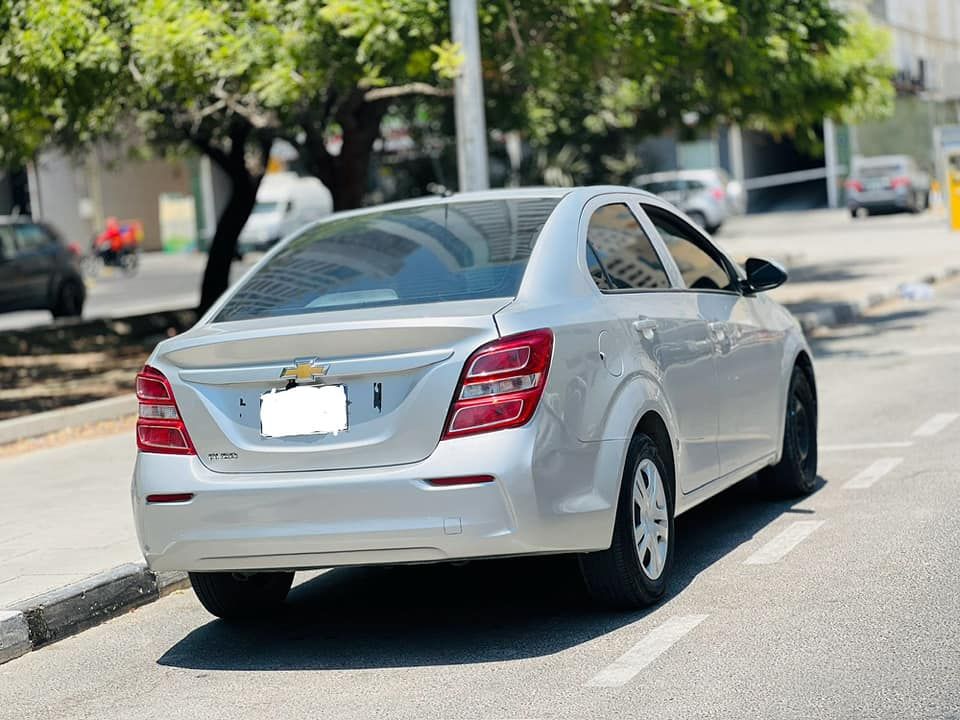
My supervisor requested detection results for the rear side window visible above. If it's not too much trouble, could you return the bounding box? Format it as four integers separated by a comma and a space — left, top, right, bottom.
0, 227, 15, 258
13, 224, 55, 251
216, 198, 560, 322
587, 203, 670, 291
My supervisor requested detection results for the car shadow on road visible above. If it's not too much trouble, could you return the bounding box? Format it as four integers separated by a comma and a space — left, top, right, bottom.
156, 476, 827, 672
807, 305, 938, 360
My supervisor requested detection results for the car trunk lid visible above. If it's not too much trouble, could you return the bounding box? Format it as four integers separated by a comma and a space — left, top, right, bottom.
153, 299, 507, 473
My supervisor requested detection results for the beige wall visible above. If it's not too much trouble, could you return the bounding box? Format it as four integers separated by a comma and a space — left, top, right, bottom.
29, 146, 192, 252
95, 146, 190, 251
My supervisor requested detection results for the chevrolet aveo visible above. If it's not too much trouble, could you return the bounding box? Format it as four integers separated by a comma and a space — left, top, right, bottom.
132, 187, 817, 619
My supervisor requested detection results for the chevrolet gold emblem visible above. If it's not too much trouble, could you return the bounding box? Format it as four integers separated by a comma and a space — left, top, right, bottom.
279, 358, 330, 382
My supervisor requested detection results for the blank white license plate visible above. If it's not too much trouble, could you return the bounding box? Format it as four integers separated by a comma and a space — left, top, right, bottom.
260, 384, 348, 438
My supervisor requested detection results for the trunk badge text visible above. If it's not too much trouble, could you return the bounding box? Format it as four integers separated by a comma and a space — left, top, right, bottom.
280, 358, 331, 383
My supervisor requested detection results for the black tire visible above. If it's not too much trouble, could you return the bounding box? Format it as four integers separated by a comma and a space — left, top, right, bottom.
687, 211, 707, 231
579, 433, 675, 609
759, 366, 818, 497
51, 279, 84, 318
189, 571, 294, 620
119, 251, 139, 275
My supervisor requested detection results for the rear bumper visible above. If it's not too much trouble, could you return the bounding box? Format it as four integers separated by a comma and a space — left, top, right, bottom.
132, 426, 616, 572
848, 190, 913, 211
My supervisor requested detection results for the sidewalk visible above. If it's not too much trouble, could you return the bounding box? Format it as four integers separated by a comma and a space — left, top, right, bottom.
0, 434, 140, 607
718, 209, 959, 321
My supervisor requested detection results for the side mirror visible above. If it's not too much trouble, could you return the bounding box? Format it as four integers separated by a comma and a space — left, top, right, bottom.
742, 257, 787, 294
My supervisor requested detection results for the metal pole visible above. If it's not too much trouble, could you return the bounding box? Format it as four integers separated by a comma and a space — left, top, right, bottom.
451, 0, 489, 191
823, 117, 839, 209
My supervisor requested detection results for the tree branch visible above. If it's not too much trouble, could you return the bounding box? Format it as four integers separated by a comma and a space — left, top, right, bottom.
363, 83, 453, 102
504, 0, 525, 56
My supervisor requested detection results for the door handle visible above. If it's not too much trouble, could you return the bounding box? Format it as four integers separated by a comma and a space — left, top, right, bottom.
707, 321, 726, 341
632, 317, 657, 336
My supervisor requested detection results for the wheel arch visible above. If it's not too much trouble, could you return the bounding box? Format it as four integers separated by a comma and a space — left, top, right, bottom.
773, 348, 818, 463
633, 410, 676, 499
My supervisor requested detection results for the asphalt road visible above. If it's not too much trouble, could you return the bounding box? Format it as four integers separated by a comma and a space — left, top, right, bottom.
0, 252, 259, 332
3, 283, 960, 719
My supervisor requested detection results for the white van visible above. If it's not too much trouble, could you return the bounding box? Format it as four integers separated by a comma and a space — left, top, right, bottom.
238, 173, 334, 253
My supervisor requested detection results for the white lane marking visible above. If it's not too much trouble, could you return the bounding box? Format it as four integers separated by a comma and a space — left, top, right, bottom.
912, 412, 960, 437
843, 457, 903, 490
820, 441, 913, 452
585, 614, 708, 688
743, 520, 824, 565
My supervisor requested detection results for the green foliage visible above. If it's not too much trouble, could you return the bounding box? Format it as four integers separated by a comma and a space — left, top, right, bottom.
0, 0, 123, 165
0, 0, 894, 179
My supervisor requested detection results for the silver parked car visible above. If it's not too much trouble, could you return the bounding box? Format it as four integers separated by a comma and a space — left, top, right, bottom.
631, 168, 745, 234
845, 154, 930, 217
132, 187, 817, 618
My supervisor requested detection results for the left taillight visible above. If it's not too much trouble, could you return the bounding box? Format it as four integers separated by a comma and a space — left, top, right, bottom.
136, 365, 196, 455
442, 329, 553, 440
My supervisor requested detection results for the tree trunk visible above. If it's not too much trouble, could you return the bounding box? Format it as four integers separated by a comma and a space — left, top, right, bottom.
197, 169, 261, 315
296, 94, 386, 212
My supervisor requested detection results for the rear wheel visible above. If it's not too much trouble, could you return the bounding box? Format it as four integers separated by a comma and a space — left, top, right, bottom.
119, 250, 139, 275
760, 366, 818, 497
51, 279, 84, 318
687, 210, 707, 231
579, 434, 674, 609
189, 571, 294, 620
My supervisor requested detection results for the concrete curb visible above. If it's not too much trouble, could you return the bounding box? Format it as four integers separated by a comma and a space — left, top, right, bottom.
0, 610, 31, 664
0, 394, 137, 446
792, 265, 960, 335
0, 564, 188, 665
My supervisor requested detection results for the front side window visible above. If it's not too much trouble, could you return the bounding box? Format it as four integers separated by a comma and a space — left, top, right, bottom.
586, 203, 670, 291
216, 197, 560, 322
644, 207, 736, 292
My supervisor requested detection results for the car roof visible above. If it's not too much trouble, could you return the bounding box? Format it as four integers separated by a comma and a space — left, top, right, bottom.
852, 154, 913, 165
289, 186, 659, 225
632, 169, 724, 184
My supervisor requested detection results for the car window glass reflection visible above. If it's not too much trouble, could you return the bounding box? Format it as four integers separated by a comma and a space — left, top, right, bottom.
645, 209, 735, 291
587, 203, 670, 290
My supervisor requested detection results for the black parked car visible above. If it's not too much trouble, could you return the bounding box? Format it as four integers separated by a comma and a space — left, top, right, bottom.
0, 217, 85, 318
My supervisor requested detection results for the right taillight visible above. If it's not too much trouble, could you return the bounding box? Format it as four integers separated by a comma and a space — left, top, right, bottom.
136, 365, 196, 455
442, 329, 553, 440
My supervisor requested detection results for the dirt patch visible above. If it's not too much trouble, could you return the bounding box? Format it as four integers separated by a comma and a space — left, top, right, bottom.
0, 415, 136, 458
0, 309, 196, 422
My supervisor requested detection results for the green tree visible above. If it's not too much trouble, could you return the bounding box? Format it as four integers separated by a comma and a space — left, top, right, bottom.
1, 0, 893, 313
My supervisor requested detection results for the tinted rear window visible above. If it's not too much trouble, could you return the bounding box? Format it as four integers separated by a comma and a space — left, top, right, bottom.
215, 198, 560, 322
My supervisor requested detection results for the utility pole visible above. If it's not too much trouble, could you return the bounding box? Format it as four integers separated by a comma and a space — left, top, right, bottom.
450, 0, 490, 191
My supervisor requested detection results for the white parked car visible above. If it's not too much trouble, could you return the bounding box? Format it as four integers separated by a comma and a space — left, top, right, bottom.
132, 187, 817, 618
632, 168, 745, 234
237, 173, 333, 253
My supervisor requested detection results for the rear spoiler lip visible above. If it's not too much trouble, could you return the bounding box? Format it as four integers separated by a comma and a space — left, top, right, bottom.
177, 348, 456, 386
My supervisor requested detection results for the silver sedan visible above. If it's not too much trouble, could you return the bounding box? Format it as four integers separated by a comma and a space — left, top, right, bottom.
131, 186, 817, 618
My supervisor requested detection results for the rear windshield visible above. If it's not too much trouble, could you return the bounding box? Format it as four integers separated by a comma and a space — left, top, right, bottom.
855, 160, 907, 178
215, 197, 560, 322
